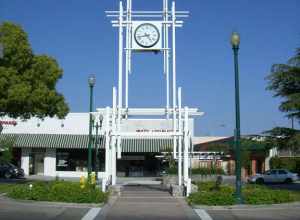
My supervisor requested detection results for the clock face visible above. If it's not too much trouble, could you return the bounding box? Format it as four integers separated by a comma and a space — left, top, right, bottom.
134, 23, 160, 48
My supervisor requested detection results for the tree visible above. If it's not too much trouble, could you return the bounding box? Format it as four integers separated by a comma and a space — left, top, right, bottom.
264, 127, 300, 154
0, 136, 15, 162
0, 22, 69, 119
266, 48, 300, 121
207, 138, 268, 170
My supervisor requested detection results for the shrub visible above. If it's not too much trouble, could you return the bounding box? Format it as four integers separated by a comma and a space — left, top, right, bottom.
270, 156, 282, 169
8, 181, 108, 203
166, 167, 225, 175
188, 191, 235, 206
243, 184, 299, 205
188, 181, 300, 206
187, 182, 235, 205
270, 157, 300, 174
192, 167, 225, 175
166, 166, 177, 175
0, 184, 18, 193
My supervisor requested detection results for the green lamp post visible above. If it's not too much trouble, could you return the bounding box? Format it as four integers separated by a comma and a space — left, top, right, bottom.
231, 32, 243, 204
88, 74, 96, 179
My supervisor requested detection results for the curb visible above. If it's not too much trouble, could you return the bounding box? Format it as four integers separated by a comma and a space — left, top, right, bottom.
0, 195, 104, 209
97, 196, 119, 219
177, 198, 203, 220
192, 202, 300, 210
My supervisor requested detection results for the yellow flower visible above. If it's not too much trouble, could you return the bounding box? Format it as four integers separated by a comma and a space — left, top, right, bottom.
80, 176, 86, 189
91, 172, 96, 185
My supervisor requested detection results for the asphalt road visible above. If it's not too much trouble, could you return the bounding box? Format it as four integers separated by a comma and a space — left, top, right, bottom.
198, 206, 300, 220
0, 197, 90, 220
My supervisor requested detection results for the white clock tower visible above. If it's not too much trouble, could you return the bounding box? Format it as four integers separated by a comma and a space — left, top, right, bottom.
95, 0, 203, 196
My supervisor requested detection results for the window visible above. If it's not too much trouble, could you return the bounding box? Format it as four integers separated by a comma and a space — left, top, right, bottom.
56, 149, 87, 171
264, 170, 271, 175
56, 149, 105, 172
278, 170, 287, 175
56, 152, 70, 171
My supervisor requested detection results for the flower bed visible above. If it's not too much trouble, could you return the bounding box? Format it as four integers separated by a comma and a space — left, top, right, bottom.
187, 181, 300, 206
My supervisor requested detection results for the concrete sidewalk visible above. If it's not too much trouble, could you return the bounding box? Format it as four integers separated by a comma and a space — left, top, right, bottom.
100, 184, 199, 220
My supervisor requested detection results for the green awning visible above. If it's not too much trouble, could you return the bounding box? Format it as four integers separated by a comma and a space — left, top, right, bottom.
0, 133, 173, 152
0, 133, 99, 149
121, 138, 173, 152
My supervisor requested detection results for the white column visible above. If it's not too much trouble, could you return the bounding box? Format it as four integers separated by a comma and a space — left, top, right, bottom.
112, 87, 117, 185
118, 1, 123, 110
173, 110, 177, 159
128, 0, 132, 74
105, 107, 110, 180
125, 0, 129, 110
163, 0, 170, 115
183, 106, 189, 183
21, 148, 30, 176
44, 148, 56, 177
265, 147, 277, 171
178, 87, 182, 186
172, 1, 177, 108
111, 139, 117, 185
171, 1, 177, 159
117, 1, 124, 160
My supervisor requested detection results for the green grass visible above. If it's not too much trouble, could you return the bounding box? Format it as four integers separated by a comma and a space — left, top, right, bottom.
0, 184, 15, 193
187, 181, 300, 206
3, 180, 108, 204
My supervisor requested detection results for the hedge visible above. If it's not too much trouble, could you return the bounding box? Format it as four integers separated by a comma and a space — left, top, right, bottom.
7, 181, 108, 204
188, 182, 235, 205
187, 181, 300, 206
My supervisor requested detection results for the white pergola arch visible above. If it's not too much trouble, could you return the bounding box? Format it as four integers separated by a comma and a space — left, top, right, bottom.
94, 0, 203, 196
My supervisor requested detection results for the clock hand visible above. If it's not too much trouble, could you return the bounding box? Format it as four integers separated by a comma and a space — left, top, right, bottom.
137, 34, 148, 39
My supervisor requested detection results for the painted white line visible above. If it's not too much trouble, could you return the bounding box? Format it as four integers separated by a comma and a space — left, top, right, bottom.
81, 208, 101, 220
195, 209, 213, 220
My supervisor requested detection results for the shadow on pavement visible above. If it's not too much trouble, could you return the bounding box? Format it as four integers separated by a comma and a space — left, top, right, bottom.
123, 184, 170, 192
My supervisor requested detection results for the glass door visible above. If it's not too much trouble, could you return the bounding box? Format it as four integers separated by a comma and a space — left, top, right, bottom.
34, 153, 44, 175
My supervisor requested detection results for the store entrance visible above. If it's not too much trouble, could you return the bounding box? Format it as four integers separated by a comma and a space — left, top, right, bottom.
34, 153, 44, 175
29, 149, 45, 175
117, 153, 162, 177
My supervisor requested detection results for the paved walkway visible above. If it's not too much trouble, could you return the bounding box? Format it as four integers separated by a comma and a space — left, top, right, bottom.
102, 184, 199, 220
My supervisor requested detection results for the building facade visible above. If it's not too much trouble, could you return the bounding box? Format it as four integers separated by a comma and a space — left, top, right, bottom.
0, 113, 194, 178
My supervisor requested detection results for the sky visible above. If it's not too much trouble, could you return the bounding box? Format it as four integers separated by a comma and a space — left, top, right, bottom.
0, 0, 299, 136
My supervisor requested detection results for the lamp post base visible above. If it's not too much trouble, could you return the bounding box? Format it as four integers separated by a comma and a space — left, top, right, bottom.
233, 192, 244, 204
